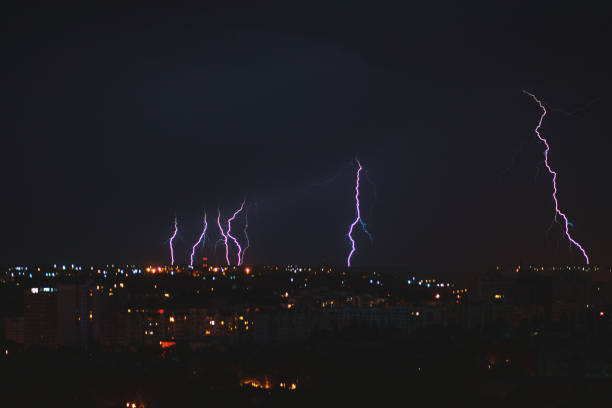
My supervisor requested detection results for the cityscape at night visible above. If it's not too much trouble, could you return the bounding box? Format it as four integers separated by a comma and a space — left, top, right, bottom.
4, 2, 612, 407
3, 262, 612, 405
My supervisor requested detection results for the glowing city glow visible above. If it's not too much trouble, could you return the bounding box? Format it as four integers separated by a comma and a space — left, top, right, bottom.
523, 90, 590, 264
227, 199, 245, 266
169, 216, 178, 266
189, 212, 208, 268
217, 209, 230, 266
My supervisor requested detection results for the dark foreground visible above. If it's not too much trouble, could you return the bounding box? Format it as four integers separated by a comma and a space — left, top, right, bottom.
3, 325, 612, 408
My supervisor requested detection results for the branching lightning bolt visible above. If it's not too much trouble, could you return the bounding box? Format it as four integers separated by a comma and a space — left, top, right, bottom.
360, 219, 374, 243
217, 209, 230, 266
240, 209, 250, 266
227, 199, 245, 266
189, 212, 208, 268
169, 215, 178, 266
347, 159, 368, 267
523, 90, 590, 265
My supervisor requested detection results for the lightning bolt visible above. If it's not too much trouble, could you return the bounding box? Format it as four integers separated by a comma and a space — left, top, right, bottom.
189, 212, 208, 268
523, 90, 590, 265
240, 208, 250, 266
227, 199, 245, 266
169, 215, 178, 266
360, 219, 374, 243
362, 167, 378, 238
347, 159, 370, 267
217, 209, 230, 266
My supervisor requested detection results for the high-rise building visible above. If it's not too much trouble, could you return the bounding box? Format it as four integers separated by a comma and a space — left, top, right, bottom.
4, 316, 24, 344
24, 289, 57, 347
56, 281, 101, 347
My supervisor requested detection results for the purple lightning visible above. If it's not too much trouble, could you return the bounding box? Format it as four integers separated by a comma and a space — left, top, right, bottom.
347, 159, 363, 267
240, 209, 250, 266
523, 90, 590, 265
169, 216, 178, 266
217, 209, 230, 266
227, 199, 245, 265
189, 212, 208, 268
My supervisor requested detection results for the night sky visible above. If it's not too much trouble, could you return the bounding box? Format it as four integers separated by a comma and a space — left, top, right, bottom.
4, 3, 612, 278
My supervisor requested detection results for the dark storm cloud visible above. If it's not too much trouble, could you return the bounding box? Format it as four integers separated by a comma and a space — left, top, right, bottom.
3, 2, 612, 277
